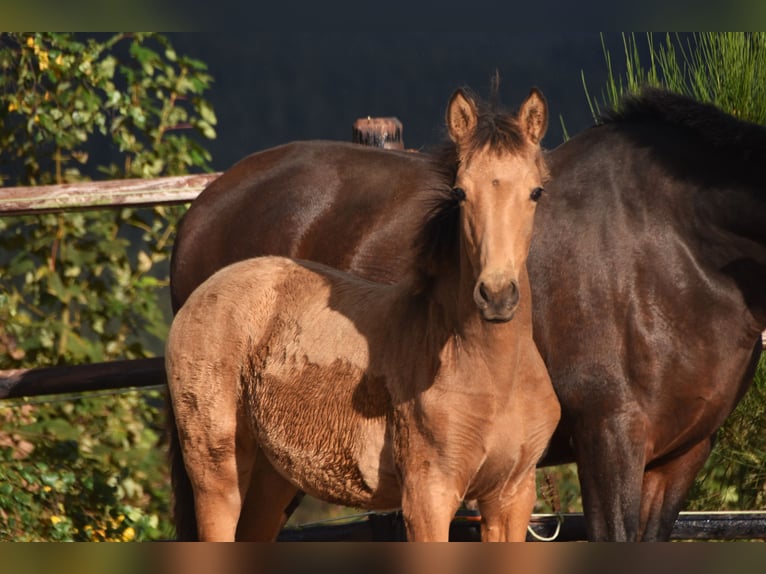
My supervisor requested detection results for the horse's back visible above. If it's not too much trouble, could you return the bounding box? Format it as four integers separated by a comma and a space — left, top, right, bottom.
170, 140, 435, 311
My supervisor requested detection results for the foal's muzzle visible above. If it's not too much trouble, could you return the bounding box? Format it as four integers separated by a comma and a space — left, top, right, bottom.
473, 278, 520, 322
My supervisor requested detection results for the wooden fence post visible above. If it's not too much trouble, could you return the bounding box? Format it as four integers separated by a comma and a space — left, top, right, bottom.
352, 117, 404, 149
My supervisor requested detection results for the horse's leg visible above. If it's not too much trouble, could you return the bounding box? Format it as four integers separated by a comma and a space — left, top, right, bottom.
181, 412, 257, 541
400, 474, 462, 541
235, 447, 300, 541
187, 448, 245, 541
478, 467, 538, 542
638, 437, 714, 541
572, 409, 648, 541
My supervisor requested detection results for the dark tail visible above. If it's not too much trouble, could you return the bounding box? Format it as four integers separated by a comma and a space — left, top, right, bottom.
166, 398, 198, 541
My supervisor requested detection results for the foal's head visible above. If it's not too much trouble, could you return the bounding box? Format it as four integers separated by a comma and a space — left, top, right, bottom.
447, 88, 549, 322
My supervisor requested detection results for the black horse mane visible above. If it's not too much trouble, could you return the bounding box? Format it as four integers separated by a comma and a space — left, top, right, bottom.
410, 181, 460, 288
600, 87, 766, 186
411, 88, 535, 287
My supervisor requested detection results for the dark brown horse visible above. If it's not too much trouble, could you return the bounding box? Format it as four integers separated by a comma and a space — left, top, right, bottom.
166, 88, 559, 541
169, 88, 766, 541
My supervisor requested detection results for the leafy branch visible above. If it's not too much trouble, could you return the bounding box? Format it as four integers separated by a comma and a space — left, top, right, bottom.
0, 32, 217, 540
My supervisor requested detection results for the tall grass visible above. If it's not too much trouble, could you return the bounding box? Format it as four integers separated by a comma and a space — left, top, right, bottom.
584, 32, 766, 125
583, 32, 766, 511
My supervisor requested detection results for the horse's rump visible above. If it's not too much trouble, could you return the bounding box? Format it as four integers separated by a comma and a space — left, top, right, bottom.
168, 256, 400, 508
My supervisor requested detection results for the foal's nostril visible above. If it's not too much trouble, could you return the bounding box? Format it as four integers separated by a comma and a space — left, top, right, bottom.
478, 282, 490, 304
508, 280, 520, 306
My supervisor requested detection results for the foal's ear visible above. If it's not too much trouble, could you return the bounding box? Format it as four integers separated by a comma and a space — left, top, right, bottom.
447, 89, 479, 144
519, 88, 548, 145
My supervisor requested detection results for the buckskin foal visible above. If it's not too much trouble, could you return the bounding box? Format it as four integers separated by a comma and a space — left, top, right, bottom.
166, 88, 560, 541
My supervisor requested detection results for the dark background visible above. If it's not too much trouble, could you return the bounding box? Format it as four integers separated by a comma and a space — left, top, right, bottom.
167, 32, 628, 171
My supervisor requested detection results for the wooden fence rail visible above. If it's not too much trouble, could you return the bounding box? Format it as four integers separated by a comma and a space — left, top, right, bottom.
0, 173, 221, 216
0, 358, 165, 399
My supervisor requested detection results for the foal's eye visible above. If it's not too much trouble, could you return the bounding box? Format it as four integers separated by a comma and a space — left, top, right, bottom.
451, 187, 466, 202
530, 187, 544, 202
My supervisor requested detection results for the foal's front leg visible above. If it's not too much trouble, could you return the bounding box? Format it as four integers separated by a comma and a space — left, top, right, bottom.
400, 472, 463, 541
398, 449, 464, 540
478, 467, 537, 542
393, 400, 471, 541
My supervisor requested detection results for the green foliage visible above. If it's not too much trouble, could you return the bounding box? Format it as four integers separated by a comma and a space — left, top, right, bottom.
583, 32, 766, 511
0, 391, 170, 541
0, 33, 216, 184
535, 465, 582, 514
0, 33, 216, 540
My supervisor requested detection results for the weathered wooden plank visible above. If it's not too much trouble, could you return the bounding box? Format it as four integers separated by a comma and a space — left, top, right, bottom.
0, 118, 397, 217
0, 173, 221, 216
0, 358, 166, 399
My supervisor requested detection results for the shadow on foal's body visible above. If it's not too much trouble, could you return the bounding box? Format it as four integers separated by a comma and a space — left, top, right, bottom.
166, 88, 559, 541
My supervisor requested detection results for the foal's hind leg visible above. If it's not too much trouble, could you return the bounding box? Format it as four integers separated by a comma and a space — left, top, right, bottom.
180, 412, 258, 541
186, 442, 248, 541
235, 447, 300, 541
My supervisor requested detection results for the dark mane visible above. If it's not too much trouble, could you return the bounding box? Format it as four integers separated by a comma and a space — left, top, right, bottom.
412, 90, 538, 287
411, 183, 460, 289
599, 87, 766, 186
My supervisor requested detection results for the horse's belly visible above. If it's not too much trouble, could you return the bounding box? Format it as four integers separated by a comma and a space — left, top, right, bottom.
262, 414, 400, 509
247, 356, 400, 508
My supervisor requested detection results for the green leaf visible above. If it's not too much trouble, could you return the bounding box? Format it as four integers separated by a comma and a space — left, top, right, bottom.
198, 99, 217, 125
197, 120, 216, 140
45, 272, 69, 301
